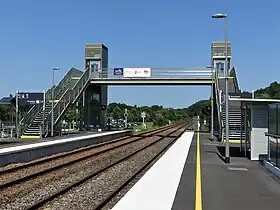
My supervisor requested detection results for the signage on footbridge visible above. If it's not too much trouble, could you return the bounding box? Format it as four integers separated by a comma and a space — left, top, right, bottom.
90, 67, 215, 86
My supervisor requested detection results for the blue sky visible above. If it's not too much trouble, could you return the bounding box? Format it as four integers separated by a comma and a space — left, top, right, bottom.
0, 0, 279, 108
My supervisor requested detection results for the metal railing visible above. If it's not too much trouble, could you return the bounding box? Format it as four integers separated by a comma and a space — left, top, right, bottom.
19, 104, 42, 133
265, 133, 280, 167
43, 89, 72, 136
71, 66, 91, 103
19, 104, 37, 124
46, 68, 82, 101
229, 68, 240, 93
214, 69, 224, 138
90, 68, 213, 80
240, 105, 252, 156
43, 66, 92, 136
1, 125, 16, 138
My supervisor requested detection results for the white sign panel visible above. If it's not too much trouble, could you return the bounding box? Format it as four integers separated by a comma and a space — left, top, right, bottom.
123, 68, 151, 78
141, 112, 146, 118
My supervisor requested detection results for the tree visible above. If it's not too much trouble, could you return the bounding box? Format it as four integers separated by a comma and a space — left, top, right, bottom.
64, 108, 77, 122
254, 81, 280, 99
153, 112, 168, 126
111, 105, 122, 119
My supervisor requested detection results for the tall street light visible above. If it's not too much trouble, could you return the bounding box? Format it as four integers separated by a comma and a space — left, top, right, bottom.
212, 13, 230, 163
51, 67, 60, 137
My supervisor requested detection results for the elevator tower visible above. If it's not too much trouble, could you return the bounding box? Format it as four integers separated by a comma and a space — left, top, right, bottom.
83, 44, 108, 130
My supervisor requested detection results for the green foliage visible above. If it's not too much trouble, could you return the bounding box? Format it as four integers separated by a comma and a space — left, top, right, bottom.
254, 81, 280, 99
0, 105, 15, 123
0, 99, 212, 127
64, 108, 77, 122
107, 100, 211, 126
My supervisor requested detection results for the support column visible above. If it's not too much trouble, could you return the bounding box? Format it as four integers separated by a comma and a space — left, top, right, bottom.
244, 105, 247, 157
78, 92, 85, 131
83, 85, 103, 131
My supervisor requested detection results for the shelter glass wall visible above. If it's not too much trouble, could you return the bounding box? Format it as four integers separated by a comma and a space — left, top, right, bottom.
267, 103, 280, 167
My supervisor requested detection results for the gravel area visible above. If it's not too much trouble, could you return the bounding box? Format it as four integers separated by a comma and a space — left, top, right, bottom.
0, 136, 141, 185
103, 127, 187, 209
0, 135, 162, 210
40, 136, 176, 210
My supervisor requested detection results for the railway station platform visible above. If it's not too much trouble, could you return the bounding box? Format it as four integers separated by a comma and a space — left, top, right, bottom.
0, 130, 132, 167
112, 131, 280, 210
0, 130, 121, 149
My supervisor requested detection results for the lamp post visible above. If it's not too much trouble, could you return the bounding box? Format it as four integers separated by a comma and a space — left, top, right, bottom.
206, 65, 215, 140
51, 67, 60, 137
212, 13, 230, 163
15, 90, 19, 138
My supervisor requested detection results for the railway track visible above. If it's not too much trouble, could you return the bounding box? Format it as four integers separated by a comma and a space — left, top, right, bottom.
0, 122, 179, 175
0, 122, 189, 210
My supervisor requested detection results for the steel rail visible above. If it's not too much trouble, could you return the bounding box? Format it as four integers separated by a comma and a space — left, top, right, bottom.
24, 124, 187, 210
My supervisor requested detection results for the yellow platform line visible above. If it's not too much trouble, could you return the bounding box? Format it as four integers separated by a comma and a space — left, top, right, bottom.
48, 100, 60, 103
222, 139, 241, 143
195, 128, 202, 210
20, 135, 41, 139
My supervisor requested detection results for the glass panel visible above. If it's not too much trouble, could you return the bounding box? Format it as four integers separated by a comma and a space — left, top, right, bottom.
269, 137, 277, 165
268, 104, 277, 135
85, 48, 101, 59
277, 138, 280, 167
276, 104, 280, 135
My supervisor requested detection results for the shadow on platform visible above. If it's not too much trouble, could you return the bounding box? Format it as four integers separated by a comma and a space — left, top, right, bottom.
205, 145, 249, 163
216, 146, 249, 163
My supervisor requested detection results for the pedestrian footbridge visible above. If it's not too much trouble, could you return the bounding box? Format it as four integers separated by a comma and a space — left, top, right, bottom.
90, 67, 214, 85
19, 65, 239, 141
19, 66, 217, 138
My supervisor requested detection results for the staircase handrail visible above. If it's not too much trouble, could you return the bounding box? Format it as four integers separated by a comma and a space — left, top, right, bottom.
71, 66, 92, 104
214, 69, 224, 135
42, 66, 92, 136
19, 103, 43, 135
42, 88, 71, 135
54, 89, 72, 125
215, 69, 221, 125
20, 104, 42, 125
45, 68, 82, 101
229, 68, 240, 93
19, 104, 36, 124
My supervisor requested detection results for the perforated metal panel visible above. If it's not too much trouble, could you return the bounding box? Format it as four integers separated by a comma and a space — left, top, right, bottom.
251, 105, 269, 160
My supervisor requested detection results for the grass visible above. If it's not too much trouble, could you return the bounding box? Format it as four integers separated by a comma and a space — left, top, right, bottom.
133, 122, 157, 134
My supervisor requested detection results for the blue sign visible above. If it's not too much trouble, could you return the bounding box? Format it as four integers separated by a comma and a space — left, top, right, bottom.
113, 68, 124, 75
18, 92, 43, 106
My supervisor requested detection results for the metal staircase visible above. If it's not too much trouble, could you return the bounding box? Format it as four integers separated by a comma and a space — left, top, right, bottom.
20, 68, 84, 137
215, 67, 247, 141
221, 104, 244, 140
43, 65, 95, 137
22, 90, 66, 136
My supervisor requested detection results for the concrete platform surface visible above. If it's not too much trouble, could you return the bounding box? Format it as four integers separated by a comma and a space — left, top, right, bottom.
0, 131, 116, 149
112, 131, 194, 210
111, 130, 280, 210
0, 130, 132, 167
172, 132, 280, 210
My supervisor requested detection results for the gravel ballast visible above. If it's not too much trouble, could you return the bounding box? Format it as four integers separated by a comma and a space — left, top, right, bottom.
0, 137, 141, 185
41, 137, 176, 210
0, 136, 162, 210
0, 125, 185, 210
